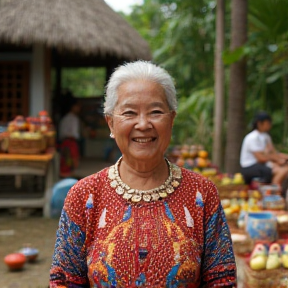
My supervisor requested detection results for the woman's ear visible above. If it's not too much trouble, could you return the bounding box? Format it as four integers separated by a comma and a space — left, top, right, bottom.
171, 111, 177, 127
105, 115, 114, 135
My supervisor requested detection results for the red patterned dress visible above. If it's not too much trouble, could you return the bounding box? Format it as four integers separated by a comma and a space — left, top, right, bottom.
50, 163, 237, 287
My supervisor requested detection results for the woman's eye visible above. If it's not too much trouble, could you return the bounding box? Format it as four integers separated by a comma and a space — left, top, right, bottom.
151, 110, 164, 115
123, 111, 136, 116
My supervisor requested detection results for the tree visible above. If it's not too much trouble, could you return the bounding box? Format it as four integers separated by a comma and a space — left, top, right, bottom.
212, 0, 225, 169
247, 0, 288, 147
225, 0, 248, 173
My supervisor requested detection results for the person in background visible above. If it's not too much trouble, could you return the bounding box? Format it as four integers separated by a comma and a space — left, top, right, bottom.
50, 60, 236, 287
240, 111, 288, 190
58, 95, 81, 178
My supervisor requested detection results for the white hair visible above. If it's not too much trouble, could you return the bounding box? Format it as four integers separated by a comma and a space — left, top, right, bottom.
104, 60, 177, 115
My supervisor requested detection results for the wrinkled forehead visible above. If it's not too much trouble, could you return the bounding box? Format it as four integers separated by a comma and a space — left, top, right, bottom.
115, 79, 168, 108
117, 78, 164, 93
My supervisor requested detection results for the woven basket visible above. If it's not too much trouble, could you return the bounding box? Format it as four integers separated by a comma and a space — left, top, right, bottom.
226, 213, 239, 229
233, 239, 254, 256
217, 184, 248, 199
230, 229, 254, 256
8, 137, 46, 154
242, 257, 287, 288
44, 132, 56, 148
274, 212, 288, 237
0, 133, 9, 152
217, 183, 248, 192
278, 222, 288, 238
278, 220, 288, 231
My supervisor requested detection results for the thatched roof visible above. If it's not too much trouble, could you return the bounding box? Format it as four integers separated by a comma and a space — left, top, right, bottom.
0, 0, 151, 61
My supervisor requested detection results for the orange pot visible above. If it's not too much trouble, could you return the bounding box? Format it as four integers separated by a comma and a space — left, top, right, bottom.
4, 253, 26, 271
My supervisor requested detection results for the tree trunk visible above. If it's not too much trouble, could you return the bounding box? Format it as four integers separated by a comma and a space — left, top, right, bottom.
212, 0, 225, 170
225, 0, 248, 174
283, 75, 288, 147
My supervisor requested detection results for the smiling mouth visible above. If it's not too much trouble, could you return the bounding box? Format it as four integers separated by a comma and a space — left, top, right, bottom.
132, 137, 156, 143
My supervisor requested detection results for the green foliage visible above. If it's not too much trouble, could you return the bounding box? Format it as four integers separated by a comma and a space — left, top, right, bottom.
247, 0, 288, 86
52, 68, 106, 97
249, 0, 288, 41
155, 1, 216, 97
222, 45, 251, 65
172, 86, 214, 154
218, 0, 288, 149
243, 0, 288, 143
126, 0, 216, 94
125, 0, 169, 53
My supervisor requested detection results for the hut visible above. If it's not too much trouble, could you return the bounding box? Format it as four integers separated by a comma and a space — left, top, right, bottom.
0, 0, 151, 158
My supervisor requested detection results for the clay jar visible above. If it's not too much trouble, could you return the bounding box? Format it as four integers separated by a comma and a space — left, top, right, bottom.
19, 246, 39, 262
4, 252, 26, 271
246, 212, 278, 242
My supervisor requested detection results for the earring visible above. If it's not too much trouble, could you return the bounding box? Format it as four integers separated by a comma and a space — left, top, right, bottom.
110, 133, 114, 138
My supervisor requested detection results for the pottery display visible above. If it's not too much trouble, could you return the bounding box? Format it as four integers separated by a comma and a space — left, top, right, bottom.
250, 243, 268, 270
266, 243, 282, 270
259, 184, 281, 196
4, 252, 26, 271
246, 212, 278, 242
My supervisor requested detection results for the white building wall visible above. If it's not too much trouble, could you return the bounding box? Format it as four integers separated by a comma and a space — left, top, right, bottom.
30, 44, 45, 116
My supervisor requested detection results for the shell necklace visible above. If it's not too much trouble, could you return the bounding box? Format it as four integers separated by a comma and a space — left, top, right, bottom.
108, 157, 182, 203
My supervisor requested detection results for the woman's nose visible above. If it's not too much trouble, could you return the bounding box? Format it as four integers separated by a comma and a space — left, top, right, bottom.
134, 114, 152, 129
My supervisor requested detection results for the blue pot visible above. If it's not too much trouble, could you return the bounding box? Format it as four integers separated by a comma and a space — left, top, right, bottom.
246, 212, 277, 242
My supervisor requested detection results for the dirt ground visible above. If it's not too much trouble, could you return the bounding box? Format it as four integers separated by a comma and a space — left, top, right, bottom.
0, 158, 113, 288
0, 211, 247, 288
0, 211, 59, 288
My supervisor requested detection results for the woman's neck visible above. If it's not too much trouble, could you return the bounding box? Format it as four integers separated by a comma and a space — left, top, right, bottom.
118, 157, 169, 190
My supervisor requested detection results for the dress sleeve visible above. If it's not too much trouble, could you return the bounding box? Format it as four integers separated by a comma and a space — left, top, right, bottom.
200, 180, 237, 287
49, 179, 91, 288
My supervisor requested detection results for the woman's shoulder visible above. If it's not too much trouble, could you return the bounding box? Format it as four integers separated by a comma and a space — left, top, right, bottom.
180, 166, 209, 181
178, 167, 221, 214
63, 167, 110, 223
74, 167, 109, 191
65, 167, 108, 200
178, 166, 218, 192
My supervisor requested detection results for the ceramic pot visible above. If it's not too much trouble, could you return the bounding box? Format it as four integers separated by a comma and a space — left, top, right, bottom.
246, 212, 278, 242
19, 247, 39, 262
4, 253, 26, 271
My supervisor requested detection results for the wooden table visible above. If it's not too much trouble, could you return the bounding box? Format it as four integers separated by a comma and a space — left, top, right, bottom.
0, 149, 59, 217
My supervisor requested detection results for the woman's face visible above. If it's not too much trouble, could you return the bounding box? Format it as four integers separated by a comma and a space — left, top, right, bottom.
106, 79, 176, 164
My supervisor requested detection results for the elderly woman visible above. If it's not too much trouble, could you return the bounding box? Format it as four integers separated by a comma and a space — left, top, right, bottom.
50, 61, 237, 287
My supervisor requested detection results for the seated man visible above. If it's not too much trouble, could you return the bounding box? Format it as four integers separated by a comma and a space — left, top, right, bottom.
240, 111, 288, 191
